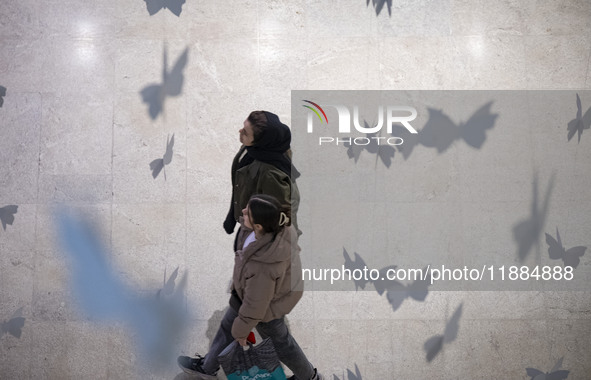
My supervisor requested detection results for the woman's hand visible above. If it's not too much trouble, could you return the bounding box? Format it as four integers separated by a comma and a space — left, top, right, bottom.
237, 338, 247, 347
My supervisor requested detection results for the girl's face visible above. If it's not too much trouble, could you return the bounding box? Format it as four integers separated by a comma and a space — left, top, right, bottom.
242, 205, 254, 229
243, 205, 265, 237
239, 120, 255, 146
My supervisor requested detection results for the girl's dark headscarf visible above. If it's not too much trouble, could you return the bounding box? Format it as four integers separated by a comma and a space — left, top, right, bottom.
241, 111, 300, 179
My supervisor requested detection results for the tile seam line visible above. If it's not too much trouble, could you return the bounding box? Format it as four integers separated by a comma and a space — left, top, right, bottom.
184, 61, 188, 293
34, 92, 44, 219
585, 44, 591, 88
32, 91, 44, 333
257, 0, 261, 88
111, 47, 116, 259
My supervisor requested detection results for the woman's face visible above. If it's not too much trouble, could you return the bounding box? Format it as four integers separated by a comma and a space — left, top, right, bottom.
239, 120, 255, 146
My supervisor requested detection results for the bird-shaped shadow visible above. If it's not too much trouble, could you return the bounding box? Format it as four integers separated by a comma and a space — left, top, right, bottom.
206, 308, 227, 349
424, 303, 463, 362
419, 102, 498, 154
394, 101, 498, 160
1, 307, 25, 339
513, 174, 555, 262
375, 266, 431, 312
156, 266, 179, 299
0, 86, 6, 107
545, 227, 586, 269
526, 357, 570, 380
344, 121, 396, 168
56, 211, 189, 368
0, 205, 18, 231
390, 123, 419, 161
144, 0, 186, 17
366, 0, 392, 16
141, 45, 188, 120
343, 248, 431, 312
150, 133, 174, 179
567, 93, 591, 143
343, 248, 379, 291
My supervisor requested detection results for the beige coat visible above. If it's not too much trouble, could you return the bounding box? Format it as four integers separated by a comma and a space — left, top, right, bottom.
231, 219, 303, 339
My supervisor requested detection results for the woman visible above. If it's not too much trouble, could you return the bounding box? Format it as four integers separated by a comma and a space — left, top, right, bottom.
223, 111, 301, 239
178, 194, 322, 380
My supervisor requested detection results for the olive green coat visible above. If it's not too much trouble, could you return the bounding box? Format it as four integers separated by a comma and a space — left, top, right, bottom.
231, 146, 300, 233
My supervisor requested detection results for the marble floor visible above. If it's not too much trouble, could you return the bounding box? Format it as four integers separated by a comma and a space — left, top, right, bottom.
1, 0, 591, 379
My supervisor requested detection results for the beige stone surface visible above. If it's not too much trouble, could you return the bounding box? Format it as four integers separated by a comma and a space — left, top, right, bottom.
1, 0, 591, 378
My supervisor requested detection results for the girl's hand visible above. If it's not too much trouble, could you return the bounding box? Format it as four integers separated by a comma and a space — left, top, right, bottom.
237, 338, 247, 347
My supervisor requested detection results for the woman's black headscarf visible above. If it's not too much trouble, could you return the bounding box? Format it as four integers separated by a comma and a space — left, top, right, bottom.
240, 111, 300, 179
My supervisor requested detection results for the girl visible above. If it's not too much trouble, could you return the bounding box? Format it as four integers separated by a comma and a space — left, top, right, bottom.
179, 194, 322, 380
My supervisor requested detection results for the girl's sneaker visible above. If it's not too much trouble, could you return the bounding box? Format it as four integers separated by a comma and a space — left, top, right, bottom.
177, 354, 217, 379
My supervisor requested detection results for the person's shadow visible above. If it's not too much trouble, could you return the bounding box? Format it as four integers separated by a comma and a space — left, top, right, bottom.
173, 307, 228, 379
